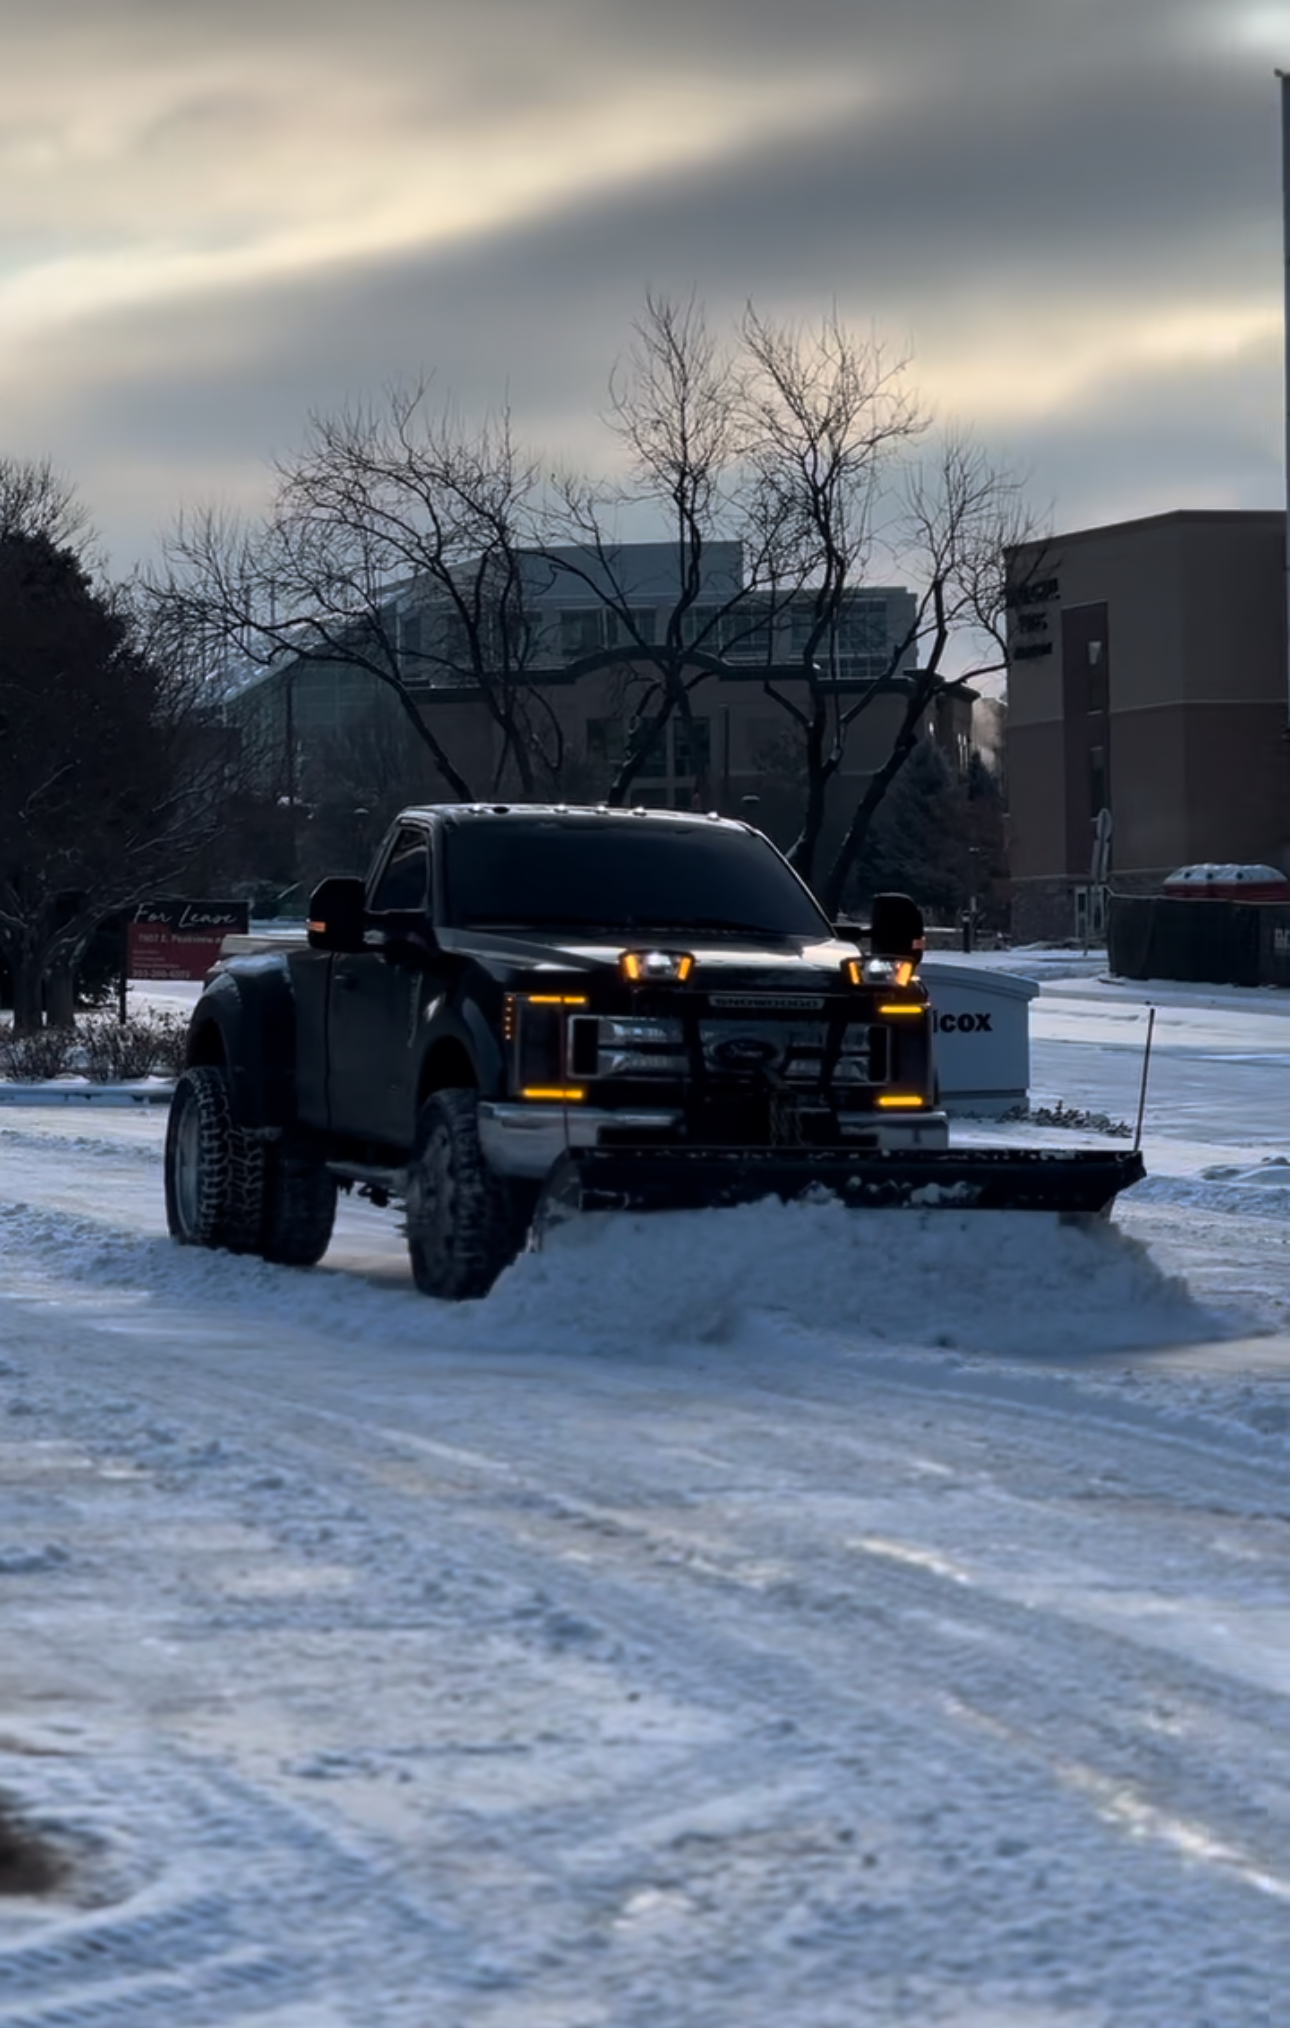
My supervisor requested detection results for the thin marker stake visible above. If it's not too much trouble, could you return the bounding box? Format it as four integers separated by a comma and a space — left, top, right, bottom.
1134, 1006, 1156, 1152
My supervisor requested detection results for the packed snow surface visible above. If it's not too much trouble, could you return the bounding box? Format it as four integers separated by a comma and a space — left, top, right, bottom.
0, 970, 1288, 2023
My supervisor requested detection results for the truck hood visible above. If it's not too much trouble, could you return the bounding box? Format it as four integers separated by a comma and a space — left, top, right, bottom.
435, 924, 861, 988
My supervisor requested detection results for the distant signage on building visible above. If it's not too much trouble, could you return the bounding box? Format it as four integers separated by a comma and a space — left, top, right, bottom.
127, 900, 249, 980
1006, 574, 1060, 609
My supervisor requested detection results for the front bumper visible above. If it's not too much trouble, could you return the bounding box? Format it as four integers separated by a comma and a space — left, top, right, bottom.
477, 1099, 950, 1179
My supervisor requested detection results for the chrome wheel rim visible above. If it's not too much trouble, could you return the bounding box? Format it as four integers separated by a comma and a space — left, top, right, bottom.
173, 1092, 203, 1235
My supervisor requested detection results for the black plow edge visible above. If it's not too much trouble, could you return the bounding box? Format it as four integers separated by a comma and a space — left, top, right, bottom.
558, 1146, 1146, 1216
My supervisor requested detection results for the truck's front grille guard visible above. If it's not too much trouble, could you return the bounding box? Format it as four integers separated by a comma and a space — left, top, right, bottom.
678, 1001, 879, 1103
523, 998, 902, 1098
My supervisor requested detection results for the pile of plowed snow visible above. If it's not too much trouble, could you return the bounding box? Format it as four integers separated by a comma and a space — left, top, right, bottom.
0, 1194, 1215, 1358
484, 1200, 1215, 1356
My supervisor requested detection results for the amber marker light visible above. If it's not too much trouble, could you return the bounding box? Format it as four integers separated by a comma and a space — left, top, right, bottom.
526, 994, 588, 1005
877, 1093, 928, 1109
520, 1087, 586, 1102
878, 1003, 924, 1017
621, 950, 694, 983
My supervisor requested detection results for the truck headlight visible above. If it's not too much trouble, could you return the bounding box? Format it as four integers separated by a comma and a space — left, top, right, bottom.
507, 992, 587, 1092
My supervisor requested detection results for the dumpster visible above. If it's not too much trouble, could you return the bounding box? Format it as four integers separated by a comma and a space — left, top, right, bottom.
922, 960, 1040, 1116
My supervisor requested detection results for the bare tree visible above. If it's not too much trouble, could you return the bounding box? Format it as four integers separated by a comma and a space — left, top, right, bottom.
819, 433, 1039, 915
543, 293, 772, 806
739, 308, 924, 881
156, 385, 551, 805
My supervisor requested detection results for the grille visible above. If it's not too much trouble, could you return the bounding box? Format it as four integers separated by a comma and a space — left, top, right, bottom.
700, 1017, 875, 1085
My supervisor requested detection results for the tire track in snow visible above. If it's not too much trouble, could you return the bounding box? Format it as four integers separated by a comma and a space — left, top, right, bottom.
3, 1297, 1288, 2025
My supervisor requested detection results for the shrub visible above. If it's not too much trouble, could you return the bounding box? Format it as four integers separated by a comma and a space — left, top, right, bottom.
79, 1014, 162, 1082
0, 1009, 189, 1084
79, 1010, 189, 1082
0, 1025, 77, 1081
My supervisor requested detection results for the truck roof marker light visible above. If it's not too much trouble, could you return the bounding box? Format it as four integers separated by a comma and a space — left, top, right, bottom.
877, 1093, 928, 1109
621, 950, 694, 983
521, 1087, 586, 1102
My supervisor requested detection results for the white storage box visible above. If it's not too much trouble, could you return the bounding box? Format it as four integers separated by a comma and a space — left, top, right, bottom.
921, 960, 1040, 1116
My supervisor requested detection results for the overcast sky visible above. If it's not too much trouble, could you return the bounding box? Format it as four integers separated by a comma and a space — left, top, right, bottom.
3, 0, 1287, 572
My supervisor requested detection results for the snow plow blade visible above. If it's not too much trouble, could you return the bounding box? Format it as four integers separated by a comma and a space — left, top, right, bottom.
550, 1146, 1146, 1218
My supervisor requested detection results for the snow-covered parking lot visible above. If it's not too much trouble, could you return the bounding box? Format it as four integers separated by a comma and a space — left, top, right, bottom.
1, 966, 1288, 2025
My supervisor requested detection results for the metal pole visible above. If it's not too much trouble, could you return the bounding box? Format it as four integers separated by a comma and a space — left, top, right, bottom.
1133, 1005, 1156, 1152
1279, 73, 1290, 716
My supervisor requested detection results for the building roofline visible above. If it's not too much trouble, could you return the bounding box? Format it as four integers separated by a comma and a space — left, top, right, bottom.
1008, 506, 1285, 556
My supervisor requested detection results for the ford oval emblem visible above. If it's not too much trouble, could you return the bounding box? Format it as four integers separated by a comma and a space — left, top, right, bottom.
715, 1036, 780, 1069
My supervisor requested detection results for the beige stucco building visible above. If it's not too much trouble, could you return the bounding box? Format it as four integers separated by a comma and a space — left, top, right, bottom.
1006, 510, 1290, 941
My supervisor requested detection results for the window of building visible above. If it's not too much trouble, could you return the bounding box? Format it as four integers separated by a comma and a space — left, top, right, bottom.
626, 717, 668, 777
673, 715, 711, 781
1087, 640, 1107, 713
680, 604, 722, 650
836, 600, 888, 660
718, 608, 772, 661
1088, 746, 1108, 819
560, 609, 604, 658
789, 606, 821, 655
605, 607, 657, 649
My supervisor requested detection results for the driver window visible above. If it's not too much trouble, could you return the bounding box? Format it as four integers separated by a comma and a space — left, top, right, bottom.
371, 827, 429, 912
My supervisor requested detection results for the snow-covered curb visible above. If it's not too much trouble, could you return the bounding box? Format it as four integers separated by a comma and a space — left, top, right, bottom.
0, 1080, 175, 1107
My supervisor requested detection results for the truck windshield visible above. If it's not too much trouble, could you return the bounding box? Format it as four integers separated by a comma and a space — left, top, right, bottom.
442, 816, 830, 939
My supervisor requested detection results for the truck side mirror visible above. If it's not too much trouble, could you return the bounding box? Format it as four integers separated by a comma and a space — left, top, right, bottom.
869, 891, 925, 959
307, 875, 366, 953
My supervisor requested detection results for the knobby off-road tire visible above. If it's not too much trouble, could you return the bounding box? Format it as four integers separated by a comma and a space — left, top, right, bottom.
164, 1065, 265, 1254
405, 1088, 533, 1301
260, 1144, 337, 1267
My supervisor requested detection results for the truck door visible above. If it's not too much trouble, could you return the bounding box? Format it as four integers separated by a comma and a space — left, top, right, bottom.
327, 825, 438, 1149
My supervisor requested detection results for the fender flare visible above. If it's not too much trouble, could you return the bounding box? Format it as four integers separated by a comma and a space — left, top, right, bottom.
414, 999, 503, 1106
185, 961, 298, 1130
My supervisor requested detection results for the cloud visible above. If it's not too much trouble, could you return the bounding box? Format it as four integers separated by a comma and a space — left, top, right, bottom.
0, 0, 1282, 568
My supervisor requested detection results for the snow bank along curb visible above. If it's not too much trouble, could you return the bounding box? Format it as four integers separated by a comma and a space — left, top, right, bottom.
0, 1081, 175, 1106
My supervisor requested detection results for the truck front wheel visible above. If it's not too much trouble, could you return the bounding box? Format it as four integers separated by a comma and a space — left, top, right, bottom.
405, 1088, 531, 1301
165, 1065, 264, 1253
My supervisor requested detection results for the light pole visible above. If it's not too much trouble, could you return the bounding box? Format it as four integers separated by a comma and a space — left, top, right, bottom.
1279, 72, 1290, 718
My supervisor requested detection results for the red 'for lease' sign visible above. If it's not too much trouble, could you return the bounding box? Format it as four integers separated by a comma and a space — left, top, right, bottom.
127, 900, 250, 981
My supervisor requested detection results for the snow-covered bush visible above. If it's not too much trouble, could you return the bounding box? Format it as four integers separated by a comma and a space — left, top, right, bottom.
144, 1010, 189, 1078
79, 1015, 163, 1081
79, 1010, 189, 1081
0, 1009, 189, 1083
0, 1023, 77, 1081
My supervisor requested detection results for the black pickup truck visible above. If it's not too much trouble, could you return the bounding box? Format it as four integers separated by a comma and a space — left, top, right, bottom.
165, 803, 1143, 1299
